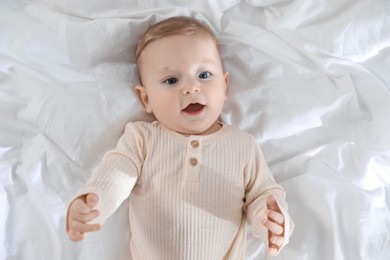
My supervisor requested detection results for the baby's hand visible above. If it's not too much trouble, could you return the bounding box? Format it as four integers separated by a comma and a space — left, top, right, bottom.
67, 193, 101, 242
262, 195, 285, 256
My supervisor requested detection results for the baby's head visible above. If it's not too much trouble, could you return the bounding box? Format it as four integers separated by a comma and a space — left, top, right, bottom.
135, 16, 229, 136
135, 16, 219, 72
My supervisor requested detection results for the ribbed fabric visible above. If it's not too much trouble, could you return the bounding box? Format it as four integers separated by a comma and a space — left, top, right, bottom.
72, 121, 294, 260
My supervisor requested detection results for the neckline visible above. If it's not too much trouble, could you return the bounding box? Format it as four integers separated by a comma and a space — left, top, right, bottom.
154, 121, 230, 143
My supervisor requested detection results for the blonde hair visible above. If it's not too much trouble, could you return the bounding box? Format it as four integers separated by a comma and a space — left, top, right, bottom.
135, 16, 219, 71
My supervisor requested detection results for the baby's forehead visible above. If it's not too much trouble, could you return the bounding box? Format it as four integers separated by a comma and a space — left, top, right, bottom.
148, 33, 216, 49
137, 33, 220, 65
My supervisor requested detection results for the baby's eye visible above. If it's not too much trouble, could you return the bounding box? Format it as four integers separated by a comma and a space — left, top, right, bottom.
163, 77, 178, 85
198, 71, 212, 79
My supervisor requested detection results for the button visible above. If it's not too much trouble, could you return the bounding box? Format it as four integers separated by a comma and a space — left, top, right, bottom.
191, 140, 199, 148
189, 157, 198, 166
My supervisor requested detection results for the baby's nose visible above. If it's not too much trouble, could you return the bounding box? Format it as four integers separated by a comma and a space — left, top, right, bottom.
182, 81, 200, 95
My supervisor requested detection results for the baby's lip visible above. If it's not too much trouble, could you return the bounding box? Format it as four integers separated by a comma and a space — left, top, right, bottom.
182, 103, 205, 114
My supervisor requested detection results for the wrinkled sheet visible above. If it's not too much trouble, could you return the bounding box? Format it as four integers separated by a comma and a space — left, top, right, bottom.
1, 0, 390, 259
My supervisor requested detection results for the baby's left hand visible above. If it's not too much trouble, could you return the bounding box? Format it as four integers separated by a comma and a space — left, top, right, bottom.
262, 195, 285, 256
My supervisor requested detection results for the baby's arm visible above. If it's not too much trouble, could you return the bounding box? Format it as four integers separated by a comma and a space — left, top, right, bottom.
244, 140, 294, 256
67, 193, 100, 242
66, 123, 143, 242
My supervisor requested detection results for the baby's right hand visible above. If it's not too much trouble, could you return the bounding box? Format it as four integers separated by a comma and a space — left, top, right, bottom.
67, 193, 101, 242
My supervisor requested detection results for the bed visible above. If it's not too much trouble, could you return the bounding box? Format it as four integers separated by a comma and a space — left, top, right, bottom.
1, 0, 389, 259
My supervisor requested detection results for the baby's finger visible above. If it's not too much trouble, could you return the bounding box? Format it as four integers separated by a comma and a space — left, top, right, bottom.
68, 229, 85, 242
270, 235, 285, 247
86, 193, 98, 209
71, 199, 91, 214
73, 209, 100, 223
69, 220, 100, 233
262, 218, 284, 235
268, 244, 279, 256
266, 195, 280, 212
267, 209, 284, 225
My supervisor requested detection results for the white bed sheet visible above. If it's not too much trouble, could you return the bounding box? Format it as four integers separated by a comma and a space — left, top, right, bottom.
1, 0, 390, 259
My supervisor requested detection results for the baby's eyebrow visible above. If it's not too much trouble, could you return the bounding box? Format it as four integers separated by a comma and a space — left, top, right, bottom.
157, 60, 218, 75
159, 67, 179, 73
201, 59, 217, 65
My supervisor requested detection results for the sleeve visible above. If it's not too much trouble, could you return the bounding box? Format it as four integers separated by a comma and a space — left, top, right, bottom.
243, 140, 294, 255
66, 123, 144, 230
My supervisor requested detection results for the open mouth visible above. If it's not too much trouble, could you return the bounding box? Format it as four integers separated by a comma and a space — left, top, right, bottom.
182, 103, 205, 115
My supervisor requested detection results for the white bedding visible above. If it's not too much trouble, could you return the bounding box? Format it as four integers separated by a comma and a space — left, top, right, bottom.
1, 0, 390, 259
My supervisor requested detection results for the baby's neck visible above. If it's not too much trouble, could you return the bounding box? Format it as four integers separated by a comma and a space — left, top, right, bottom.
170, 121, 223, 137
196, 121, 222, 136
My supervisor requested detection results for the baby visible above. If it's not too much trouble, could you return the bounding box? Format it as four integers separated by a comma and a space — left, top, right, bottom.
66, 16, 294, 259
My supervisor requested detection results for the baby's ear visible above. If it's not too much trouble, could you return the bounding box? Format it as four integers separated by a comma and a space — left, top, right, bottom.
224, 72, 230, 88
224, 72, 230, 99
135, 85, 152, 113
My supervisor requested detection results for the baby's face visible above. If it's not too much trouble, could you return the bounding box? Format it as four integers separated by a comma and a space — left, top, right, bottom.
136, 34, 229, 135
